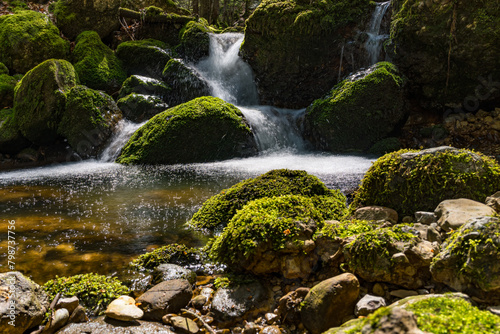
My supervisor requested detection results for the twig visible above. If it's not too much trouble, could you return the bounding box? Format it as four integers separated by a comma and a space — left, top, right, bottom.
181, 308, 216, 334
119, 16, 135, 41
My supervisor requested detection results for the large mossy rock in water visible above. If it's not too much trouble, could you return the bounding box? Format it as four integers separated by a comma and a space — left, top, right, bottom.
120, 0, 191, 15
0, 109, 30, 154
0, 73, 17, 109
58, 85, 122, 158
116, 39, 172, 80
72, 31, 127, 94
14, 59, 78, 145
431, 216, 500, 303
351, 146, 500, 217
189, 169, 347, 231
208, 195, 328, 278
241, 0, 371, 108
390, 0, 500, 107
116, 96, 257, 165
175, 20, 211, 63
0, 10, 69, 74
52, 0, 121, 40
304, 62, 408, 153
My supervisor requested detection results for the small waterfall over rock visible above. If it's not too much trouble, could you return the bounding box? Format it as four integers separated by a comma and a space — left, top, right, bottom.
195, 33, 308, 153
365, 1, 391, 65
100, 120, 147, 162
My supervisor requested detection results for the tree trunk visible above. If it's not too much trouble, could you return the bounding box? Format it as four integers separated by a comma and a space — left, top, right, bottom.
192, 0, 199, 16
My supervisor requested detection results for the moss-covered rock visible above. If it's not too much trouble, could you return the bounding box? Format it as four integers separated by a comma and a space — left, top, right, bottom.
58, 85, 122, 158
368, 137, 402, 155
0, 10, 69, 74
430, 216, 500, 303
0, 74, 17, 109
351, 146, 500, 217
72, 31, 127, 94
208, 195, 325, 278
52, 0, 121, 40
116, 39, 172, 80
117, 93, 168, 122
304, 62, 407, 153
118, 75, 170, 101
241, 0, 372, 108
14, 59, 78, 145
116, 96, 257, 165
0, 108, 30, 154
175, 20, 211, 62
390, 0, 500, 107
44, 273, 129, 316
189, 169, 347, 231
130, 243, 205, 271
162, 59, 210, 107
120, 0, 190, 15
0, 62, 8, 75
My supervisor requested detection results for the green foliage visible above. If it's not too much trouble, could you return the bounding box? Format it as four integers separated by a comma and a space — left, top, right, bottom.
189, 169, 346, 231
130, 243, 204, 271
208, 195, 325, 265
315, 220, 376, 240
44, 273, 129, 316
116, 96, 256, 165
0, 10, 69, 74
407, 296, 500, 334
350, 147, 500, 216
72, 31, 127, 93
305, 62, 406, 152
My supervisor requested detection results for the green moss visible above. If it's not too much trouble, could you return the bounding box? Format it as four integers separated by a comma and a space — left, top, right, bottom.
0, 10, 69, 74
315, 219, 376, 240
130, 243, 204, 271
208, 194, 324, 265
305, 62, 407, 152
43, 273, 129, 316
118, 75, 170, 100
116, 96, 256, 165
0, 108, 29, 154
189, 169, 346, 231
407, 297, 500, 334
117, 93, 168, 122
176, 19, 212, 61
72, 31, 127, 93
116, 39, 172, 79
0, 62, 8, 75
350, 147, 500, 216
0, 74, 17, 109
121, 0, 190, 15
14, 59, 78, 145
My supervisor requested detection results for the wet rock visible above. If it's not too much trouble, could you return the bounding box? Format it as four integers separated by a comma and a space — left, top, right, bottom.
117, 93, 168, 123
430, 216, 500, 302
116, 39, 172, 80
190, 295, 207, 309
56, 296, 79, 315
353, 206, 398, 224
57, 316, 175, 333
264, 313, 278, 325
105, 295, 144, 322
44, 308, 70, 334
175, 20, 211, 63
485, 191, 500, 212
435, 198, 494, 233
259, 326, 281, 334
355, 294, 386, 317
118, 75, 170, 101
68, 305, 88, 324
211, 281, 272, 326
164, 315, 199, 334
0, 271, 49, 334
137, 279, 193, 321
153, 263, 197, 285
362, 307, 423, 334
300, 273, 360, 334
415, 212, 437, 226
277, 287, 309, 324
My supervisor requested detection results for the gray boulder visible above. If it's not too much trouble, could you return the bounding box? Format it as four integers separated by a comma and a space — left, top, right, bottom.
434, 198, 495, 233
57, 316, 175, 333
153, 263, 196, 285
353, 206, 398, 225
355, 294, 386, 317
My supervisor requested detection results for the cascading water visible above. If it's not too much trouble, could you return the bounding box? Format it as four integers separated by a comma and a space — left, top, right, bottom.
100, 120, 147, 162
365, 1, 391, 65
195, 33, 308, 153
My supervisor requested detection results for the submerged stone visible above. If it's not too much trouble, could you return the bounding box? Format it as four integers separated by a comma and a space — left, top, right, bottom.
116, 96, 257, 165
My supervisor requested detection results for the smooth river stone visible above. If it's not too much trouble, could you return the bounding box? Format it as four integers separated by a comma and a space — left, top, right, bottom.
105, 295, 144, 321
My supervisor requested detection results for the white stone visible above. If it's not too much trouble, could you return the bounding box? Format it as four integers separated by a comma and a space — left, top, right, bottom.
105, 295, 143, 321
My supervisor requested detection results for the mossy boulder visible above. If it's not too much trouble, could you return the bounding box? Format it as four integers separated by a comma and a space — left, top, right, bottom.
130, 243, 205, 271
52, 0, 121, 40
117, 93, 168, 122
175, 20, 211, 62
351, 146, 500, 217
0, 74, 17, 109
72, 31, 127, 94
241, 0, 371, 108
118, 75, 170, 101
58, 85, 122, 158
116, 39, 172, 80
0, 109, 30, 154
162, 59, 210, 107
208, 195, 326, 278
44, 273, 129, 316
304, 62, 407, 153
430, 216, 500, 303
390, 0, 500, 107
189, 169, 347, 231
0, 62, 8, 75
120, 0, 190, 15
116, 96, 257, 165
14, 59, 78, 145
0, 10, 69, 74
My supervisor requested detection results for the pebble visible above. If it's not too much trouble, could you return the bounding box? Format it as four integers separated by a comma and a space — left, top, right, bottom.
272, 285, 281, 292
105, 295, 144, 321
265, 312, 279, 325
56, 296, 79, 315
191, 295, 207, 309
417, 289, 430, 295
166, 315, 200, 334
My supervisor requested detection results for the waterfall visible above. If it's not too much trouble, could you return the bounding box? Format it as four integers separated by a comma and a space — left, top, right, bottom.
195, 33, 308, 153
365, 1, 391, 65
100, 120, 147, 162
